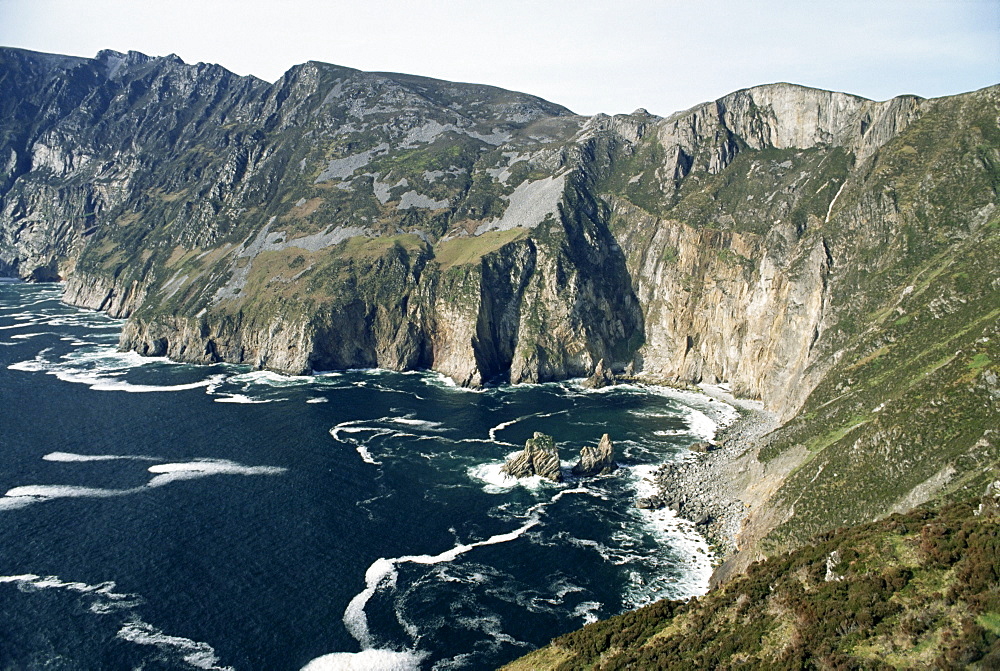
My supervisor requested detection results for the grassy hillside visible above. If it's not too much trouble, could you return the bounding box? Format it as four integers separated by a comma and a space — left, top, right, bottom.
741, 87, 1000, 556
504, 490, 1000, 670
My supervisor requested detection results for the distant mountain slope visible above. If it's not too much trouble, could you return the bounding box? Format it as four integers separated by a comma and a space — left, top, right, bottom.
0, 46, 996, 588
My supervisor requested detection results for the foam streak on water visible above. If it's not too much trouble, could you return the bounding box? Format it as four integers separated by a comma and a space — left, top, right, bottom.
314, 487, 593, 669
118, 620, 234, 671
0, 573, 230, 669
43, 451, 160, 462
1, 456, 287, 511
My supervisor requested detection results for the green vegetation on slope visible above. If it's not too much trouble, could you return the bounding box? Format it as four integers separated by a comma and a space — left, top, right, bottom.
750, 89, 1000, 553
505, 492, 1000, 670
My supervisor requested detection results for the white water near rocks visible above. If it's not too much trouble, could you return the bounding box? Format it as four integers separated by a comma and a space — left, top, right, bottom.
0, 283, 736, 670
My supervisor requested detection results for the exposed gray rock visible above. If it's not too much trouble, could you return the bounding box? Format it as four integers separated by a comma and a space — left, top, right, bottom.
501, 432, 562, 482
573, 433, 616, 476
652, 390, 780, 560
636, 495, 665, 510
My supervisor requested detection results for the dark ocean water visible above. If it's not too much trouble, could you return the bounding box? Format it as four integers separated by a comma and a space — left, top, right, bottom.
0, 281, 735, 670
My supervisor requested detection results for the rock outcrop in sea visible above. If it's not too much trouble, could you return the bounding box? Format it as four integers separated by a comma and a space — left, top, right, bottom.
581, 359, 615, 389
501, 432, 562, 482
572, 433, 616, 476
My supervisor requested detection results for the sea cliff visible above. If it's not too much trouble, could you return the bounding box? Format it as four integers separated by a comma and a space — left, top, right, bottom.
1, 46, 996, 593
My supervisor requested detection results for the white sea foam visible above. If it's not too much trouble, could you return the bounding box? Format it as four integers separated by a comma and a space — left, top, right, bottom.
573, 601, 603, 624
311, 370, 344, 377
306, 397, 329, 403
331, 419, 442, 464
684, 406, 719, 441
227, 369, 313, 386
467, 457, 556, 494
4, 484, 131, 502
636, 507, 714, 599
0, 547, 230, 667
43, 452, 159, 462
624, 465, 714, 600
330, 421, 371, 442
467, 462, 517, 492
627, 409, 676, 419
454, 613, 520, 646
581, 381, 739, 439
118, 619, 234, 670
146, 460, 287, 487
330, 417, 394, 443
0, 458, 286, 510
0, 573, 142, 613
81, 375, 227, 394
356, 445, 380, 465
0, 496, 40, 510
654, 429, 687, 437
486, 409, 566, 444
8, 345, 228, 394
301, 649, 426, 671
343, 558, 398, 647
318, 487, 592, 668
418, 371, 479, 393
330, 424, 386, 464
629, 464, 660, 500
487, 417, 521, 443
213, 393, 275, 404
391, 417, 443, 431
8, 352, 227, 393
0, 321, 38, 330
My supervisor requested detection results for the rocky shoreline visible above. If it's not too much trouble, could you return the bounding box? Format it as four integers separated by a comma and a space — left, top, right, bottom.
644, 384, 780, 563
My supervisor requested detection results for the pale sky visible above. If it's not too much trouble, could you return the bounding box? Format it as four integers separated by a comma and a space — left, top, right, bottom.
1, 0, 997, 117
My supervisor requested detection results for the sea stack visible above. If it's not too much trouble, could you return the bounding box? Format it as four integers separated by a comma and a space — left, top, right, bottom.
582, 359, 616, 389
501, 432, 562, 482
572, 433, 616, 476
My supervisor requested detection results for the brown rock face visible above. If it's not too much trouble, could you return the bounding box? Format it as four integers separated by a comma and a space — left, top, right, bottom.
501, 432, 562, 482
582, 359, 615, 389
572, 433, 616, 476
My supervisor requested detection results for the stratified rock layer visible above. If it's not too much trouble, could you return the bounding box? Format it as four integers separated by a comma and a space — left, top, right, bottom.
501, 432, 562, 482
572, 433, 616, 476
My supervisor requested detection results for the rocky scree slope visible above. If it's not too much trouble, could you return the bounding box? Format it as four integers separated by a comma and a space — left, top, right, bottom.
1, 47, 997, 563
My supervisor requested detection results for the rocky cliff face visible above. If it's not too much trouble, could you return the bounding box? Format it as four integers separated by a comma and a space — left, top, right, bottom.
1, 46, 997, 557
0, 46, 649, 385
0, 47, 935, 400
